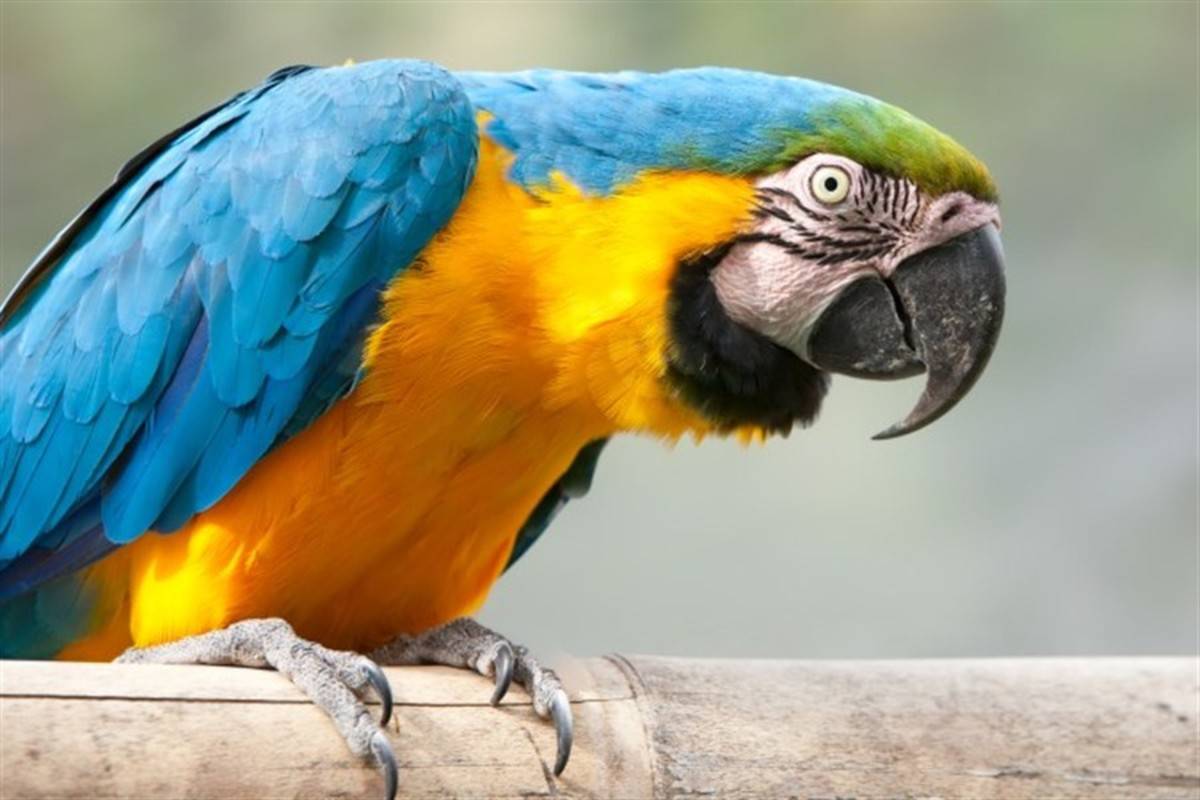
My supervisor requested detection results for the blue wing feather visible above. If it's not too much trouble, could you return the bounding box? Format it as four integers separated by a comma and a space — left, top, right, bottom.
0, 60, 477, 590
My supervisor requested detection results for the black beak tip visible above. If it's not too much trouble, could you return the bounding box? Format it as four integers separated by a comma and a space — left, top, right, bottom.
872, 419, 920, 442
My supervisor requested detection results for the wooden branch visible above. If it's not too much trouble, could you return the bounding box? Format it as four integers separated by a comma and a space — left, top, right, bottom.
1, 657, 1195, 798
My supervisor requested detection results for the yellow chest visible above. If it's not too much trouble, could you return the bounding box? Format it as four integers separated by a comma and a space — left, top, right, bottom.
62, 134, 758, 658
112, 391, 600, 652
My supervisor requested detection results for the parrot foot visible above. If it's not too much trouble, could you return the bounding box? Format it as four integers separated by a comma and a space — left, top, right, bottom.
116, 618, 398, 800
370, 617, 573, 776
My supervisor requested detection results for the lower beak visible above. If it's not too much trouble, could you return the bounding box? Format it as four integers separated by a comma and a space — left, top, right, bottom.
806, 224, 1006, 440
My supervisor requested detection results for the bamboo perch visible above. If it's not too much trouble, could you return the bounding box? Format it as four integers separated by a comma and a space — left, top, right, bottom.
1, 657, 1196, 799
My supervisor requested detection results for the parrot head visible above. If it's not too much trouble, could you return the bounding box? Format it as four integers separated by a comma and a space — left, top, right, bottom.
657, 77, 1005, 439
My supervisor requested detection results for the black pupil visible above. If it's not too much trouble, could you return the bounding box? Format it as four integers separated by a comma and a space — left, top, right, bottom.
823, 176, 840, 192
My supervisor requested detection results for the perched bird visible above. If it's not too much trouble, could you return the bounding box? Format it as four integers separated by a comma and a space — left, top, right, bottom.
0, 60, 1004, 797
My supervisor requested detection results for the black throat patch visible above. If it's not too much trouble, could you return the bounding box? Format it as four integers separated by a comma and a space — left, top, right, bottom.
665, 244, 829, 434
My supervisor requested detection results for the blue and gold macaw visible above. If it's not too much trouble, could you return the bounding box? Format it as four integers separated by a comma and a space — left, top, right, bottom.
0, 60, 1004, 795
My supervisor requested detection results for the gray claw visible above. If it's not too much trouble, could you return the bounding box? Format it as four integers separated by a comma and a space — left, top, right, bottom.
549, 688, 573, 776
371, 730, 398, 800
490, 641, 514, 706
364, 660, 394, 726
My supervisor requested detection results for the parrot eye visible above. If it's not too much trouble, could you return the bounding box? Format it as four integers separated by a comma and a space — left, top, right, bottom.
811, 165, 851, 205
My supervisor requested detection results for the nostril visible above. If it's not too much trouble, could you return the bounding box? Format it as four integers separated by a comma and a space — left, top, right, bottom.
939, 203, 963, 224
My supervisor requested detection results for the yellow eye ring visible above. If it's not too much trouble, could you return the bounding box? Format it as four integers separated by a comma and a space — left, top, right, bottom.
811, 165, 851, 205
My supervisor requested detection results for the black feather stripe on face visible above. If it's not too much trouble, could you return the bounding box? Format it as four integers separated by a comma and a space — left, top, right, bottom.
665, 244, 829, 434
751, 184, 914, 267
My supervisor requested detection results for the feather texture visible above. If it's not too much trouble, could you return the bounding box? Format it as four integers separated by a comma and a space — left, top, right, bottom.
459, 68, 995, 200
0, 60, 477, 575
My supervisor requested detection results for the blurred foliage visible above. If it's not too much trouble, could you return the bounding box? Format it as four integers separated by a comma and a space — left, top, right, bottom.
1, 1, 1196, 657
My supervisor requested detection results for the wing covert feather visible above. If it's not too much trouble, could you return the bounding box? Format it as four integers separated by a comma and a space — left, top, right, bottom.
0, 60, 478, 577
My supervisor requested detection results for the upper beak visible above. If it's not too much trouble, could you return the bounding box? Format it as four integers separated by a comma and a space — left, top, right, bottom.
807, 224, 1006, 440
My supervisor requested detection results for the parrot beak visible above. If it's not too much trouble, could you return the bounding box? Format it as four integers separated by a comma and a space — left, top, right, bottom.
806, 224, 1006, 440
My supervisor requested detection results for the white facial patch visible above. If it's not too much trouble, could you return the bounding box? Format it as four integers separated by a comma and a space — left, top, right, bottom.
711, 153, 999, 361
712, 234, 870, 357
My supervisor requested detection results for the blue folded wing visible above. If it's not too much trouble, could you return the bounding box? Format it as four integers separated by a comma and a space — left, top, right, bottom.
0, 60, 477, 595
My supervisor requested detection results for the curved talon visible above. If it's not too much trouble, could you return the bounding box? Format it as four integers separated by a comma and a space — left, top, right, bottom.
490, 642, 514, 706
549, 688, 573, 777
363, 660, 394, 726
371, 730, 398, 800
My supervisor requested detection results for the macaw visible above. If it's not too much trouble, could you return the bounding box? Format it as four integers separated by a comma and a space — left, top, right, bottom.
0, 60, 1004, 797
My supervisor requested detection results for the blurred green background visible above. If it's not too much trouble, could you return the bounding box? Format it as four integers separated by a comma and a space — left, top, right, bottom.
2, 1, 1196, 659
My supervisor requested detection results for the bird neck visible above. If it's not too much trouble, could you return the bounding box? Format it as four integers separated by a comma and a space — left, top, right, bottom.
364, 129, 762, 443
